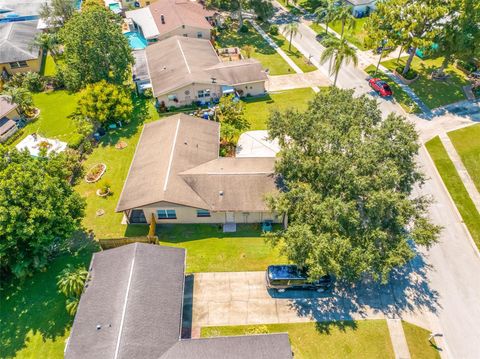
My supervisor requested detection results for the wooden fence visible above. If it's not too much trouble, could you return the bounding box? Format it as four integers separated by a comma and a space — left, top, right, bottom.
98, 236, 158, 250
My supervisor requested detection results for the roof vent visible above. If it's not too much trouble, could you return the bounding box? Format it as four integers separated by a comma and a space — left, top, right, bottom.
161, 14, 165, 24
184, 141, 188, 145
96, 324, 102, 330
219, 191, 224, 196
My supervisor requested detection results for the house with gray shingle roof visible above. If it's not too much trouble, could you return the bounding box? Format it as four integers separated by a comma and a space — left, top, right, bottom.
65, 243, 293, 359
0, 20, 43, 76
116, 114, 282, 227
0, 95, 19, 143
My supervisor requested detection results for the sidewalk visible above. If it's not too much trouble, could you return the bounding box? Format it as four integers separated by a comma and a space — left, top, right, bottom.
439, 132, 480, 214
249, 20, 321, 93
387, 318, 411, 359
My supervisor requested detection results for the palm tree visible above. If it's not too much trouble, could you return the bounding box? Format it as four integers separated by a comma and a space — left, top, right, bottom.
314, 0, 338, 35
284, 22, 300, 51
320, 37, 358, 86
3, 87, 34, 116
336, 4, 356, 39
32, 33, 60, 63
57, 265, 88, 298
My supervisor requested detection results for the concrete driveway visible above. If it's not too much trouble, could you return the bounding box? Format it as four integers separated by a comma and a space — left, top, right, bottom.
192, 269, 433, 329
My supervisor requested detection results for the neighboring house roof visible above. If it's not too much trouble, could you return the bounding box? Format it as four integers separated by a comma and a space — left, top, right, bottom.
0, 20, 41, 64
116, 114, 279, 212
145, 36, 267, 97
0, 95, 18, 118
132, 49, 150, 82
0, 117, 16, 136
0, 0, 47, 17
126, 0, 214, 39
65, 243, 293, 359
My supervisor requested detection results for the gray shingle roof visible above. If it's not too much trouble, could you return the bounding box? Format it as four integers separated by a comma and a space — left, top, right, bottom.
65, 244, 186, 359
0, 20, 41, 63
116, 114, 278, 212
0, 95, 18, 118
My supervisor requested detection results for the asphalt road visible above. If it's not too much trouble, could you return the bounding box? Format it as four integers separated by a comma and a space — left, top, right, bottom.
266, 3, 480, 358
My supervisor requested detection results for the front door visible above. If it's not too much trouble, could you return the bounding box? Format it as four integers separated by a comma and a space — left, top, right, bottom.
226, 212, 235, 223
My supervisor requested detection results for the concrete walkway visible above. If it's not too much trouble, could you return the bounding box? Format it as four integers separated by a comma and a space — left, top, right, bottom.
439, 132, 480, 214
249, 20, 321, 93
387, 318, 411, 359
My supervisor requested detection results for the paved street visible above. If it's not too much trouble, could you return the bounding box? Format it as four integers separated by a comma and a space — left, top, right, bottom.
232, 3, 480, 358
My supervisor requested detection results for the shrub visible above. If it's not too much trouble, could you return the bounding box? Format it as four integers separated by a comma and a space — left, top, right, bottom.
68, 133, 85, 149
239, 24, 249, 33
22, 72, 45, 92
269, 24, 279, 35
396, 66, 418, 80
143, 88, 153, 98
456, 59, 477, 73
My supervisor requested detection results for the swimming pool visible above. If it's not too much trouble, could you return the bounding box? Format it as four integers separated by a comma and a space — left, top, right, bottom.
109, 2, 121, 12
124, 31, 148, 50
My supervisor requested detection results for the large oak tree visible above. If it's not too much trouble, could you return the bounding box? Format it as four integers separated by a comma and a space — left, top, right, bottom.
266, 88, 440, 283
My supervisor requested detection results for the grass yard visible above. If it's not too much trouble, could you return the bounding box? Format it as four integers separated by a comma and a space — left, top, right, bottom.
40, 53, 57, 77
402, 321, 441, 359
382, 56, 469, 109
158, 224, 286, 272
447, 124, 480, 193
0, 244, 96, 359
215, 23, 294, 76
201, 320, 395, 358
11, 91, 80, 146
330, 18, 368, 50
364, 65, 421, 113
75, 96, 158, 239
263, 27, 317, 73
242, 87, 316, 130
425, 137, 480, 249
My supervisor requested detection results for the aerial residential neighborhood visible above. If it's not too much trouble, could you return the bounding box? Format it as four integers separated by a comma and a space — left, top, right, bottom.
0, 0, 479, 359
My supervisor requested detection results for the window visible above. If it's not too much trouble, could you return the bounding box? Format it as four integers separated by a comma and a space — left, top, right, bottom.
9, 61, 28, 69
167, 94, 178, 102
157, 209, 177, 219
196, 209, 211, 217
197, 32, 203, 38
198, 89, 210, 98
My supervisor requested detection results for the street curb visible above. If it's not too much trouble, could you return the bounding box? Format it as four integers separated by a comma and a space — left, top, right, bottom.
421, 143, 480, 259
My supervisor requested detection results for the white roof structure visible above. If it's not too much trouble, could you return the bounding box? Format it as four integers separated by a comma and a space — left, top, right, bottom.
236, 130, 280, 158
126, 7, 158, 39
16, 134, 67, 157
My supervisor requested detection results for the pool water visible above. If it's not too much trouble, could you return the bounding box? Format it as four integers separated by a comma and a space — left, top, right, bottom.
124, 32, 148, 50
109, 2, 121, 11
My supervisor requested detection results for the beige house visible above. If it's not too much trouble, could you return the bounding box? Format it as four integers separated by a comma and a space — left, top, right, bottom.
116, 114, 282, 226
126, 0, 215, 41
0, 20, 43, 76
143, 36, 268, 107
0, 96, 19, 143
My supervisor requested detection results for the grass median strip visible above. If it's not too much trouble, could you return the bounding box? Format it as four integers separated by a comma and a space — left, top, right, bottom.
425, 136, 480, 248
402, 321, 441, 359
447, 124, 480, 192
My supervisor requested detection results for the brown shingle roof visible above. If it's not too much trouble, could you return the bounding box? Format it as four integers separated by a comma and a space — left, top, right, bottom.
116, 115, 278, 212
149, 0, 214, 35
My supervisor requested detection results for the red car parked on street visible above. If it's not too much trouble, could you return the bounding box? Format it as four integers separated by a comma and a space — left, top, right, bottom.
369, 78, 393, 97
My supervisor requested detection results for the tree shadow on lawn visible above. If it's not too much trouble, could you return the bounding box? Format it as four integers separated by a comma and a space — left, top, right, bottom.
284, 248, 440, 326
216, 26, 277, 56
0, 239, 97, 358
98, 95, 152, 148
242, 94, 274, 104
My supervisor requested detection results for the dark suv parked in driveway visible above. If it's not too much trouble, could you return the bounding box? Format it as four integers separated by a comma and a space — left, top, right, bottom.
266, 265, 333, 293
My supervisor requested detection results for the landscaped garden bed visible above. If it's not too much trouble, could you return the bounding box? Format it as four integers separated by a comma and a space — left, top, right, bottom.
85, 163, 106, 183
393, 67, 419, 85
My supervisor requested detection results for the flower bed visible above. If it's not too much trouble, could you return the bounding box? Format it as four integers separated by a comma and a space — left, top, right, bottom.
85, 163, 106, 183
393, 67, 419, 85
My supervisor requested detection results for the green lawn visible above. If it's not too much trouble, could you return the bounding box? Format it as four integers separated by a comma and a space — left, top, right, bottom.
382, 56, 469, 109
11, 91, 80, 147
447, 124, 480, 193
242, 88, 316, 130
426, 137, 480, 249
364, 65, 421, 113
263, 27, 317, 73
0, 244, 96, 359
215, 24, 294, 76
330, 18, 369, 50
75, 96, 158, 239
402, 321, 441, 359
40, 53, 57, 77
157, 224, 286, 272
202, 321, 395, 358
